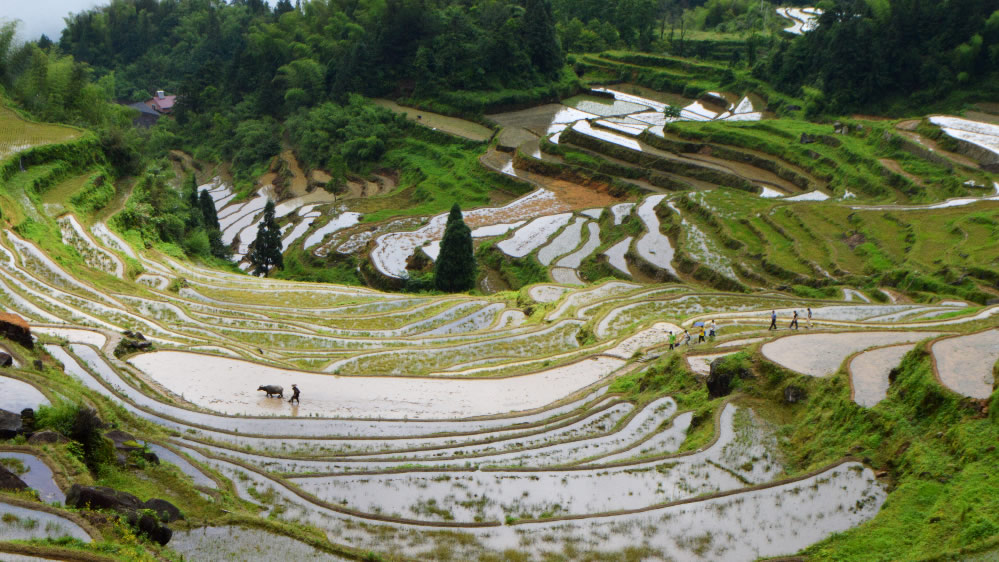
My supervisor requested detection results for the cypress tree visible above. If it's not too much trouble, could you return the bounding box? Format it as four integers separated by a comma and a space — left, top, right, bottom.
248, 200, 284, 276
186, 174, 201, 228
434, 203, 476, 293
199, 189, 220, 231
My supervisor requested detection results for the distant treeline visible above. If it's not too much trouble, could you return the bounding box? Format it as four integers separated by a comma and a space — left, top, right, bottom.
59, 0, 564, 113
760, 0, 999, 113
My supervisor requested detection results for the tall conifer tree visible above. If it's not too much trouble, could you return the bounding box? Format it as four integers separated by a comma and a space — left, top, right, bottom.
249, 200, 283, 276
199, 189, 220, 231
434, 203, 476, 292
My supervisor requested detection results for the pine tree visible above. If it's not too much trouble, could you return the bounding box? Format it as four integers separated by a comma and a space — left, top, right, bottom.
248, 200, 284, 276
434, 203, 476, 293
199, 189, 220, 231
186, 174, 201, 228
523, 0, 563, 77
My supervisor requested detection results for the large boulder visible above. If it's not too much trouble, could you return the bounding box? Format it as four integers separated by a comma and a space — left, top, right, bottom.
784, 385, 808, 404
706, 357, 751, 398
0, 409, 21, 439
0, 313, 32, 350
105, 430, 158, 466
706, 361, 734, 398
66, 484, 143, 512
114, 337, 153, 357
66, 484, 174, 545
143, 498, 183, 522
127, 511, 172, 546
19, 408, 34, 433
0, 465, 28, 492
28, 430, 69, 445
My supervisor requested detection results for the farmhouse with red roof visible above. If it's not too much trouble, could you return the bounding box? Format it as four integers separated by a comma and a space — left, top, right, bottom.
146, 90, 176, 114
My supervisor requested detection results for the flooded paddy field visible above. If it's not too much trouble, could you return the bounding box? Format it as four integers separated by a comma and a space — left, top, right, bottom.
4, 207, 979, 559
6, 86, 999, 559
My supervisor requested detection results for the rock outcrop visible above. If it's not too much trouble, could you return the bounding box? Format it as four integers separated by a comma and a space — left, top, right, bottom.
0, 313, 32, 350
66, 484, 176, 545
28, 430, 69, 444
105, 430, 159, 466
0, 465, 28, 492
784, 385, 808, 404
0, 409, 22, 439
706, 357, 751, 398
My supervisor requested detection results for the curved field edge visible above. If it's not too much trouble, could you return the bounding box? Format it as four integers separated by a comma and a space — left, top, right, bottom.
744, 342, 999, 559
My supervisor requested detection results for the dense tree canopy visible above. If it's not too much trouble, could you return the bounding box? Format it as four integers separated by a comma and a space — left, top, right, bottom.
761, 0, 999, 113
60, 0, 566, 109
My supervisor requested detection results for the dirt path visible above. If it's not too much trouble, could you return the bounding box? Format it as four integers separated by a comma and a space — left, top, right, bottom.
279, 149, 310, 198
894, 126, 982, 169
878, 158, 924, 186
686, 151, 803, 193
96, 176, 136, 223
374, 99, 494, 142
480, 149, 623, 210
653, 128, 826, 189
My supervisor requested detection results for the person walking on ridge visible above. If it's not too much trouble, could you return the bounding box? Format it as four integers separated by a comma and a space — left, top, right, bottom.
698, 326, 706, 344
668, 331, 676, 350
708, 320, 716, 339
289, 384, 300, 404
807, 307, 813, 329
789, 310, 799, 331
769, 310, 777, 331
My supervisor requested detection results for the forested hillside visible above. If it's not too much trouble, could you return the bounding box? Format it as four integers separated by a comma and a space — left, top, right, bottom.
762, 0, 999, 113
60, 0, 567, 108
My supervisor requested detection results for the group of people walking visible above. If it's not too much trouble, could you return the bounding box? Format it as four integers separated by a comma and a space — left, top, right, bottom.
769, 308, 812, 331
667, 320, 716, 350
664, 307, 816, 353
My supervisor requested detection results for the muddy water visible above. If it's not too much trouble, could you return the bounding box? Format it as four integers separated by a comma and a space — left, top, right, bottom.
686, 352, 737, 376
762, 331, 944, 378
0, 502, 90, 541
63, 342, 621, 441
290, 405, 776, 522
849, 344, 914, 407
170, 411, 881, 562
537, 217, 586, 265
128, 350, 624, 419
931, 329, 999, 399
171, 526, 351, 561
145, 444, 217, 489
484, 461, 883, 561
374, 99, 493, 142
635, 194, 676, 274
0, 376, 49, 412
603, 237, 632, 275
0, 452, 63, 503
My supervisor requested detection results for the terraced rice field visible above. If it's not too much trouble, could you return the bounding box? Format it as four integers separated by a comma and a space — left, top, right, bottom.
1, 90, 997, 560
930, 329, 999, 399
1, 208, 993, 558
0, 105, 83, 162
762, 332, 944, 378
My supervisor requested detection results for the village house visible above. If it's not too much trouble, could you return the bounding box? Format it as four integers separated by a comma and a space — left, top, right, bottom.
147, 90, 176, 114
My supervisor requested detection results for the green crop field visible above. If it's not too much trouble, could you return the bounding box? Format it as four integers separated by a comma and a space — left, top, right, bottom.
0, 104, 82, 163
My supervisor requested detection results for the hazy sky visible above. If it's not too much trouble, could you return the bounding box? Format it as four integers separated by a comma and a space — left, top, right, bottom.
2, 0, 278, 42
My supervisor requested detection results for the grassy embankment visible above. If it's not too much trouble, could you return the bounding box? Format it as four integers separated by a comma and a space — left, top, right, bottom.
609, 336, 999, 560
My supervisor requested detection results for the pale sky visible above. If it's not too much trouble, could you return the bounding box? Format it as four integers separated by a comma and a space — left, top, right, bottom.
1, 0, 277, 42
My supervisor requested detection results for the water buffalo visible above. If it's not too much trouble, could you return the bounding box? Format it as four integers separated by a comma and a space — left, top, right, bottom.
257, 384, 283, 398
